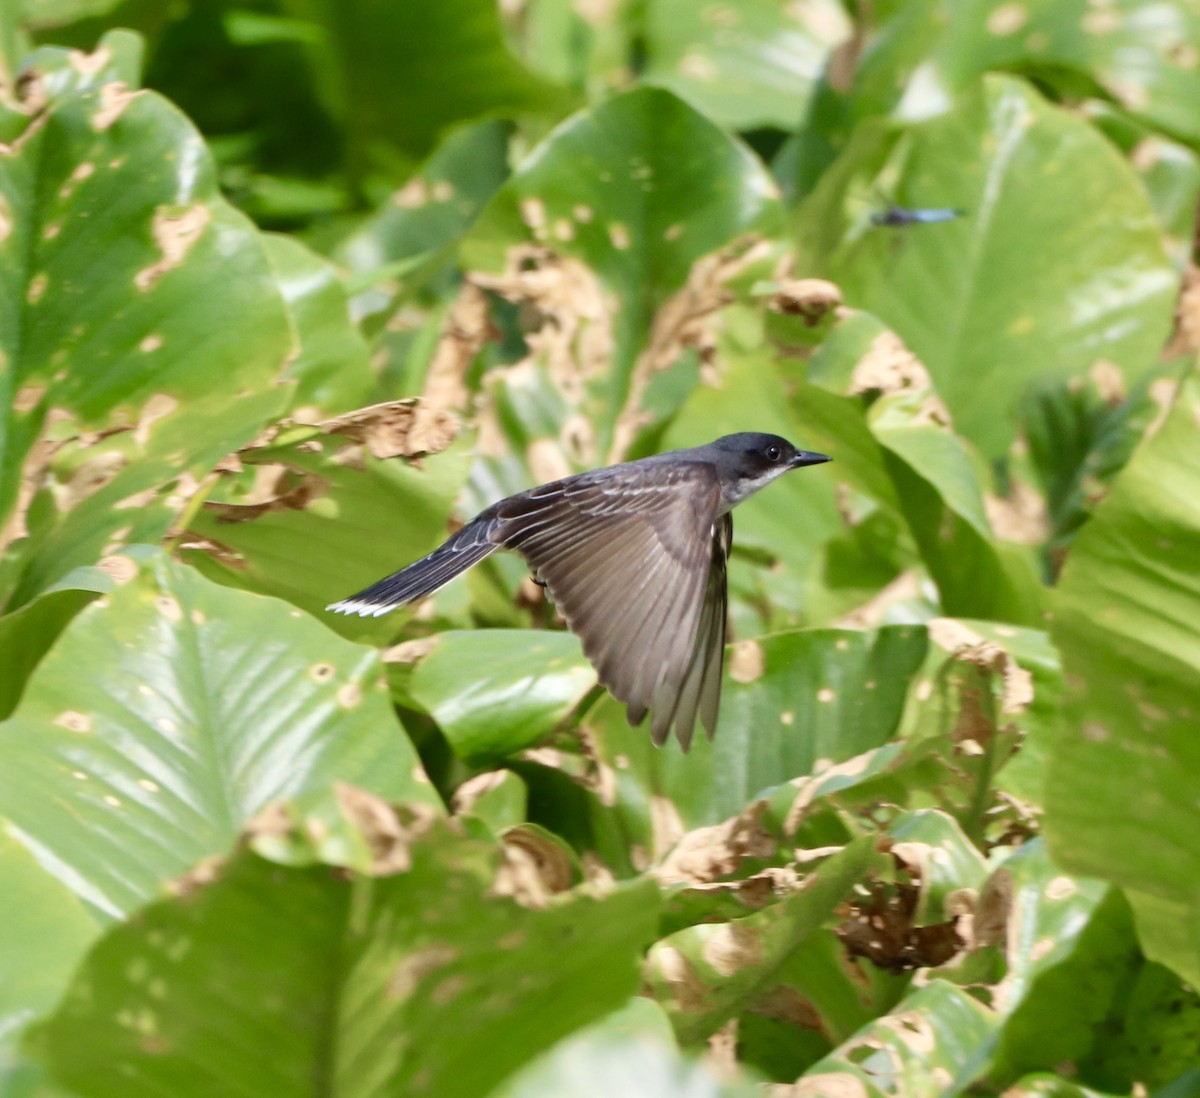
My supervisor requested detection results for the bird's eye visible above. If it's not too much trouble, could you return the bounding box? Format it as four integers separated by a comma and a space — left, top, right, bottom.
765, 445, 781, 462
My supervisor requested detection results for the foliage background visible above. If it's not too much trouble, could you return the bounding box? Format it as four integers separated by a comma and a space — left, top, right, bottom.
2, 0, 1200, 1094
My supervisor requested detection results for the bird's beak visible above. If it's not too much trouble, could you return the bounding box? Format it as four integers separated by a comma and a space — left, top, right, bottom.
791, 450, 831, 468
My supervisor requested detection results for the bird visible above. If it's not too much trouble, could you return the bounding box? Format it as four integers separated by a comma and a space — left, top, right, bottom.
328, 433, 831, 750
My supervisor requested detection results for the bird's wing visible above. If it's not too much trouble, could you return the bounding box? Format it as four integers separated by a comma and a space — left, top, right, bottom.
655, 512, 730, 749
497, 462, 723, 748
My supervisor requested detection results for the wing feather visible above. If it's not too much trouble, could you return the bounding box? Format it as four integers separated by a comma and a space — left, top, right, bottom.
499, 463, 722, 746
657, 513, 731, 748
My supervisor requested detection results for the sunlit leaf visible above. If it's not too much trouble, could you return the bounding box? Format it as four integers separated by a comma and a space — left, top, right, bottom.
641, 0, 850, 131
37, 827, 660, 1098
408, 629, 597, 760
1046, 371, 1200, 987
0, 34, 295, 607
796, 75, 1177, 459
0, 552, 438, 918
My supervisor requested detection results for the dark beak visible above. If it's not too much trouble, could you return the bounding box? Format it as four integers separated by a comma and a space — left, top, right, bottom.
791, 450, 831, 468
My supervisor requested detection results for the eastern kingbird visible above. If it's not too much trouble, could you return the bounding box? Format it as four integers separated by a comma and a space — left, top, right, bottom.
328, 433, 830, 750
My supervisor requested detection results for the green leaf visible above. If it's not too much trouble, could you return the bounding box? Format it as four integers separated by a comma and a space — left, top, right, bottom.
0, 832, 99, 1051
893, 0, 1200, 145
262, 234, 375, 413
869, 383, 1044, 624
499, 1021, 761, 1097
1046, 370, 1200, 986
801, 979, 997, 1091
278, 0, 567, 172
988, 881, 1141, 1089
792, 313, 1044, 624
337, 119, 512, 292
641, 0, 850, 132
796, 75, 1177, 459
0, 35, 295, 606
408, 630, 597, 760
0, 551, 438, 917
37, 828, 661, 1098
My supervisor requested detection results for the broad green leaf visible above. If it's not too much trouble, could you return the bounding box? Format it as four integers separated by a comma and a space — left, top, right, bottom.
795, 75, 1177, 459
0, 34, 295, 606
791, 311, 1044, 623
408, 630, 597, 760
464, 84, 785, 452
984, 841, 1110, 1017
735, 927, 907, 1082
1046, 371, 1200, 985
869, 384, 1044, 624
0, 832, 98, 1051
499, 1028, 760, 1098
0, 587, 96, 721
0, 552, 438, 918
337, 119, 512, 297
1084, 106, 1200, 271
641, 0, 850, 131
1003, 1078, 1124, 1098
37, 829, 661, 1098
988, 882, 1141, 1089
262, 234, 375, 413
1086, 959, 1200, 1091
800, 979, 996, 1093
1123, 891, 1200, 994
646, 836, 876, 1044
892, 0, 1200, 145
277, 0, 567, 172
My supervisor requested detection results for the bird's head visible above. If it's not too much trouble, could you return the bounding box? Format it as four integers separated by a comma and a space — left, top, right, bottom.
711, 432, 830, 508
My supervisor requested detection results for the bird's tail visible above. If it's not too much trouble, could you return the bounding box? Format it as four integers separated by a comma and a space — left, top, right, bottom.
326, 519, 499, 618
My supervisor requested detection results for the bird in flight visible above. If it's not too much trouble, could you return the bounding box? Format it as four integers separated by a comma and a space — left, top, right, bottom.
328, 433, 830, 750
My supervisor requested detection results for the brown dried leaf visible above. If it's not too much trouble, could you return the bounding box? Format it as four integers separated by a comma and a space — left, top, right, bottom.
492, 826, 574, 908
836, 869, 965, 972
322, 399, 461, 460
381, 636, 443, 665
984, 479, 1050, 545
335, 783, 441, 875
1164, 262, 1200, 358
450, 771, 510, 816
655, 801, 776, 885
849, 332, 952, 429
766, 277, 844, 323
423, 280, 495, 412
926, 618, 1034, 716
166, 854, 225, 899
203, 466, 326, 523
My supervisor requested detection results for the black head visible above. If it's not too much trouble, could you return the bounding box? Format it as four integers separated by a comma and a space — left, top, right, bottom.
713, 432, 829, 471
709, 433, 830, 506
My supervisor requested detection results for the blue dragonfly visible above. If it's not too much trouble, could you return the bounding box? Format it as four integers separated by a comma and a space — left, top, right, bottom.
870, 203, 965, 228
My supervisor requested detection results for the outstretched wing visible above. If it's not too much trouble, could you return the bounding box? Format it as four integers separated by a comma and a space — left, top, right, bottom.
653, 512, 730, 749
496, 461, 723, 749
